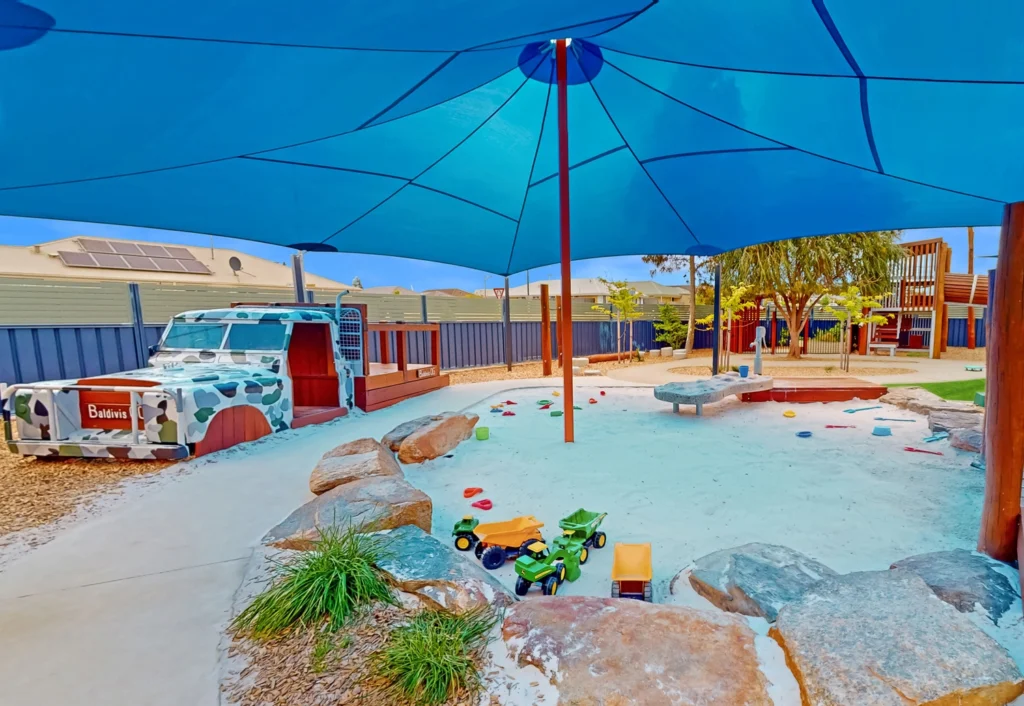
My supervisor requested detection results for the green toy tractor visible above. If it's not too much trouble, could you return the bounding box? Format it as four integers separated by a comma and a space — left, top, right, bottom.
513, 540, 582, 596
513, 508, 608, 596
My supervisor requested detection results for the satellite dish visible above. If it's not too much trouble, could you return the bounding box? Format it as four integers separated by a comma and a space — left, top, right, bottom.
228, 256, 242, 272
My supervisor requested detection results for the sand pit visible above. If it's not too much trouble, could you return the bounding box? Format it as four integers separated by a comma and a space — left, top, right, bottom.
402, 387, 985, 602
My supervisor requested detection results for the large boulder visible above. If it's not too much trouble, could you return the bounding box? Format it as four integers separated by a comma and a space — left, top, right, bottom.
395, 412, 479, 464
308, 438, 402, 495
951, 427, 985, 453
381, 414, 436, 452
376, 525, 515, 613
264, 476, 431, 550
501, 597, 773, 705
771, 570, 1024, 706
891, 549, 1018, 624
929, 408, 984, 433
880, 386, 946, 413
685, 543, 837, 622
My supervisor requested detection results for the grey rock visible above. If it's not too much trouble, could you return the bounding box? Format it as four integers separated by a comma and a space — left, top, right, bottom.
880, 386, 945, 411
264, 476, 431, 550
891, 549, 1019, 624
929, 408, 984, 433
685, 543, 837, 621
771, 570, 1024, 706
308, 438, 402, 495
377, 525, 514, 613
951, 427, 984, 453
381, 414, 437, 452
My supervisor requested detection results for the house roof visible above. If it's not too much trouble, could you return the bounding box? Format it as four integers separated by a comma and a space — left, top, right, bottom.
422, 288, 476, 297
0, 236, 355, 289
360, 285, 419, 296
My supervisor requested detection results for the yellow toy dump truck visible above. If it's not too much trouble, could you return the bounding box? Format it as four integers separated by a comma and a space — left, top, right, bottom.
451, 515, 545, 570
611, 542, 653, 601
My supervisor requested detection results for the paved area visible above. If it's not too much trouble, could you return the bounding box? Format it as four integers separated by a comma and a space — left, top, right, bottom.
607, 352, 986, 386
0, 377, 635, 706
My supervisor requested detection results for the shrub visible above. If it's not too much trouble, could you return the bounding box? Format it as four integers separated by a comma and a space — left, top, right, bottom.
371, 606, 499, 706
814, 322, 842, 343
232, 524, 395, 639
654, 304, 689, 350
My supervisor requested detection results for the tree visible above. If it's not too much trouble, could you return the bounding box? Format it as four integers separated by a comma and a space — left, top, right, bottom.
642, 255, 702, 354
695, 283, 757, 369
821, 285, 890, 372
352, 276, 363, 289
713, 232, 903, 359
653, 304, 689, 350
591, 279, 643, 361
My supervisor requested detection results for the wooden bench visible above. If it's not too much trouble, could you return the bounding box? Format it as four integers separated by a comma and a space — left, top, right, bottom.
868, 343, 897, 357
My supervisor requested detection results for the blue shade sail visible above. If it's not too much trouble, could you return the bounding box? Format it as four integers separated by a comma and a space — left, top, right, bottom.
0, 1, 1017, 274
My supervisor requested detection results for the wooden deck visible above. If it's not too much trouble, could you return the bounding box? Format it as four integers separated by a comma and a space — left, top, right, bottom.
292, 405, 349, 429
741, 377, 887, 404
354, 319, 450, 412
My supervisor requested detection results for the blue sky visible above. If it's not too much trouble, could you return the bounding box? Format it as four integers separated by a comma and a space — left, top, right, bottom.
0, 215, 1000, 291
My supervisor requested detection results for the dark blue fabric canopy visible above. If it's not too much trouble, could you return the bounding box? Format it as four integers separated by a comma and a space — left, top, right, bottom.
0, 1, 1015, 274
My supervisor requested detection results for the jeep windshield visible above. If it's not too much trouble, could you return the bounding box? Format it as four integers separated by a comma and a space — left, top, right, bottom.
161, 321, 286, 351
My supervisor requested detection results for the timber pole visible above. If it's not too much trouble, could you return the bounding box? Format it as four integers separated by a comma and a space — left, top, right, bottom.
978, 202, 1024, 561
940, 245, 951, 353
556, 38, 574, 443
503, 276, 512, 372
968, 226, 977, 349
540, 283, 552, 376
712, 263, 722, 375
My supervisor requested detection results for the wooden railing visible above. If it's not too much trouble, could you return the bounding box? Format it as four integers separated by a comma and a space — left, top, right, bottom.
369, 322, 441, 373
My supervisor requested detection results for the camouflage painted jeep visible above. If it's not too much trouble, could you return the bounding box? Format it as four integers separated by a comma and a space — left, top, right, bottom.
2, 304, 364, 460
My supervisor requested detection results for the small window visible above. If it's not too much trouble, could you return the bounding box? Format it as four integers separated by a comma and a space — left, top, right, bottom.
162, 323, 227, 350
225, 322, 287, 351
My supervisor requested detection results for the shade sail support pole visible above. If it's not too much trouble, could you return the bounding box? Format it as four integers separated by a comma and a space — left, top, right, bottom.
556, 38, 574, 443
291, 251, 306, 303
503, 276, 512, 372
978, 202, 1024, 561
712, 263, 722, 375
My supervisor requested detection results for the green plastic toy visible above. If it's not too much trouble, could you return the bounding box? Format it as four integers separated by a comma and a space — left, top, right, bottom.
513, 508, 608, 596
475, 427, 490, 440
537, 399, 553, 406
550, 410, 563, 417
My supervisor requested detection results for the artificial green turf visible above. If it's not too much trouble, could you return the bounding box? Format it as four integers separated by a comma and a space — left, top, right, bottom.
888, 378, 986, 402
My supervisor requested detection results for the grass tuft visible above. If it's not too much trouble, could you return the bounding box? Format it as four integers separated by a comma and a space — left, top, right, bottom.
232, 524, 395, 639
310, 632, 335, 673
371, 606, 499, 706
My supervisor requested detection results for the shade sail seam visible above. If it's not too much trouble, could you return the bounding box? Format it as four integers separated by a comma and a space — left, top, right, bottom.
357, 52, 462, 129
0, 66, 526, 194
238, 156, 412, 181
583, 55, 702, 246
320, 60, 545, 244
406, 184, 519, 222
580, 1, 658, 40
465, 9, 646, 51
601, 56, 1004, 205
810, 0, 884, 173
640, 147, 791, 165
600, 46, 1024, 85
529, 145, 628, 187
506, 65, 555, 273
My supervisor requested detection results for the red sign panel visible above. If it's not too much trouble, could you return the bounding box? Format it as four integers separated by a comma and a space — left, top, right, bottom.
493, 287, 505, 299
79, 391, 144, 430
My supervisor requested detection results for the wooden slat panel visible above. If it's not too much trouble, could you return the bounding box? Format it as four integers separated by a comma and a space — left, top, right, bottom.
0, 277, 132, 325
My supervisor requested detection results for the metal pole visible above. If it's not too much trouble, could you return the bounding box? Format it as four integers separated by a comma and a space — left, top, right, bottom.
503, 276, 512, 372
712, 263, 722, 375
291, 252, 306, 303
556, 38, 574, 443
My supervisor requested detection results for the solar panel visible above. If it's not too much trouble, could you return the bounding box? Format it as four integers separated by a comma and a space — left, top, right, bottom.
78, 238, 115, 253
123, 255, 157, 270
92, 253, 130, 269
154, 259, 188, 273
138, 244, 170, 258
164, 246, 195, 260
181, 259, 213, 274
110, 241, 143, 256
57, 251, 98, 267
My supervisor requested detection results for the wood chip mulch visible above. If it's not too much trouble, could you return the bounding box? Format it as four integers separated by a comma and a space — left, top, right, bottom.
223, 604, 489, 706
0, 451, 172, 545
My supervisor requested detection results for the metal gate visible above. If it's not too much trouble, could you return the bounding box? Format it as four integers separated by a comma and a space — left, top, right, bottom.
336, 307, 365, 377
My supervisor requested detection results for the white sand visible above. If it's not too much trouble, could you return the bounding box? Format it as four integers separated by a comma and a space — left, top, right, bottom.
404, 387, 985, 602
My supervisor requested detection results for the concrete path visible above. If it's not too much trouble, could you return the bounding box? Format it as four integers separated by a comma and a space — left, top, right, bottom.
0, 377, 632, 706
607, 352, 986, 386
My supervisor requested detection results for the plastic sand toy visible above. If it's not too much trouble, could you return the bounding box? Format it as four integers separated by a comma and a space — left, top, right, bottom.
552, 391, 561, 397
589, 398, 598, 404
513, 540, 582, 596
539, 403, 552, 410
550, 410, 563, 417
872, 426, 892, 437
783, 410, 796, 418
475, 427, 489, 440
600, 390, 606, 396
463, 487, 483, 498
611, 543, 653, 601
504, 400, 517, 405
537, 399, 553, 406
826, 425, 856, 429
905, 446, 943, 456
471, 499, 493, 511
502, 410, 515, 416
796, 431, 812, 438
452, 515, 544, 569
844, 405, 883, 414
923, 432, 949, 442
875, 417, 916, 422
